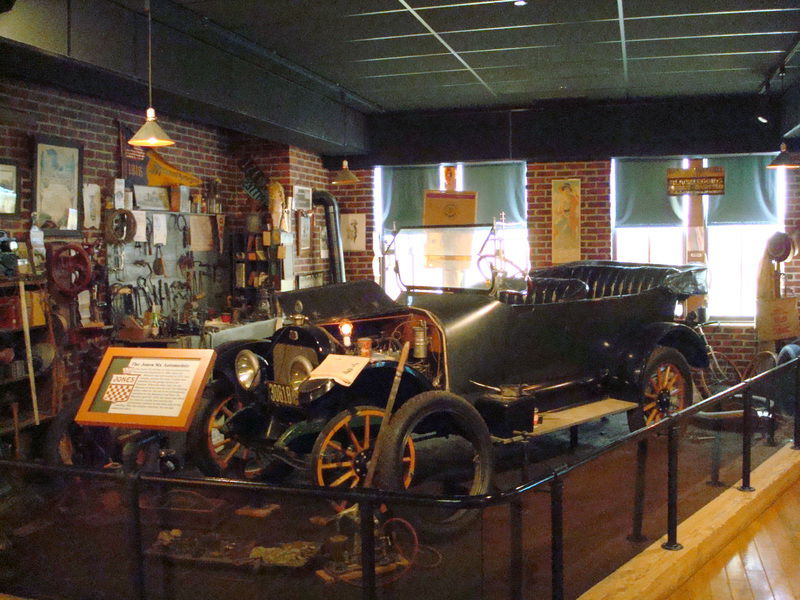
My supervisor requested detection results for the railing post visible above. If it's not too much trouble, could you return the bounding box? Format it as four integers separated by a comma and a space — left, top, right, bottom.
127, 472, 147, 600
359, 500, 377, 600
661, 418, 682, 551
628, 438, 648, 542
707, 428, 724, 487
739, 388, 755, 492
794, 360, 800, 450
510, 497, 524, 600
551, 476, 564, 600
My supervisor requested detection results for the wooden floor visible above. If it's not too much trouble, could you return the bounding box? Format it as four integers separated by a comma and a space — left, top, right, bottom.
666, 480, 800, 600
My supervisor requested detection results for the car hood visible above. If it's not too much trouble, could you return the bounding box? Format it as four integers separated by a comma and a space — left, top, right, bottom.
276, 280, 404, 323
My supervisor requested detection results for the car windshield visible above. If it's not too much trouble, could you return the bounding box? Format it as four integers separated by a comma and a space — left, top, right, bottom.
391, 225, 501, 291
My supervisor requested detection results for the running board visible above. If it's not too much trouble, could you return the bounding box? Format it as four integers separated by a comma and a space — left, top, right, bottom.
492, 398, 638, 444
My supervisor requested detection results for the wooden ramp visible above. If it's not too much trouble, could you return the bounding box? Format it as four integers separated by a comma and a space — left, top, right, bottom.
665, 478, 800, 600
580, 444, 800, 600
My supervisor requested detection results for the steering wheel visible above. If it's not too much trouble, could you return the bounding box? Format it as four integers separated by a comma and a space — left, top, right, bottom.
477, 254, 528, 281
49, 243, 93, 296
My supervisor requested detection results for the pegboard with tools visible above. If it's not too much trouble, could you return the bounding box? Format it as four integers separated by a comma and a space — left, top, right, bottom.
104, 209, 227, 339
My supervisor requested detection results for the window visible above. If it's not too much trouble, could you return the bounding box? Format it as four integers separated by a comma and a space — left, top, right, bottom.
376, 162, 529, 297
613, 156, 784, 320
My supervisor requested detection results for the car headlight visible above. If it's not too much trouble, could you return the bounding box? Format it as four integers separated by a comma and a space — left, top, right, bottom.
235, 349, 262, 390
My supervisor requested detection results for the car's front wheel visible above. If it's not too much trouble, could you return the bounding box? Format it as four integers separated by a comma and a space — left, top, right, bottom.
628, 346, 693, 431
375, 391, 493, 540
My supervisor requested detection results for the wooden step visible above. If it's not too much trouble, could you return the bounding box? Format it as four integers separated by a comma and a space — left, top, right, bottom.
530, 398, 638, 437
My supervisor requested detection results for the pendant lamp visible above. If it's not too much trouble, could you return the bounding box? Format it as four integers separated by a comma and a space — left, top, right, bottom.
767, 142, 800, 169
128, 0, 175, 147
331, 160, 359, 185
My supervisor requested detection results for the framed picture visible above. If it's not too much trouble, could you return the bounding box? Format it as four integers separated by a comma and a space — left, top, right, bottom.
292, 185, 313, 211
340, 213, 366, 252
133, 185, 170, 210
0, 160, 19, 215
297, 211, 312, 254
33, 135, 83, 235
75, 347, 216, 431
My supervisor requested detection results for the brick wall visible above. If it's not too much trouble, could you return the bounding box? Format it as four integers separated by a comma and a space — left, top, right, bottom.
526, 161, 612, 268
333, 168, 375, 281
0, 76, 341, 408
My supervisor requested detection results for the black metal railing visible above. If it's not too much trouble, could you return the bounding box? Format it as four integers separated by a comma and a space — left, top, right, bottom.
0, 359, 796, 600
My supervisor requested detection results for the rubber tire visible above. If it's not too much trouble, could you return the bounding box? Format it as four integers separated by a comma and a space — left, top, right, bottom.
375, 391, 493, 541
186, 381, 291, 481
777, 343, 800, 365
43, 400, 116, 468
627, 346, 693, 431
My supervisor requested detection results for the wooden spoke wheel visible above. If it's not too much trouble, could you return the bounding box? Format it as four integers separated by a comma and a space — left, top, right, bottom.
311, 406, 415, 510
187, 385, 289, 480
640, 347, 692, 426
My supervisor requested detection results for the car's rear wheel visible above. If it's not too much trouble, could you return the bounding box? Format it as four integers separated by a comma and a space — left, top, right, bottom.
375, 391, 493, 541
187, 382, 290, 480
628, 346, 692, 431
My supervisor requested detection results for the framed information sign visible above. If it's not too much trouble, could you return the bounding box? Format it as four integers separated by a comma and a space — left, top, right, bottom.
76, 348, 215, 431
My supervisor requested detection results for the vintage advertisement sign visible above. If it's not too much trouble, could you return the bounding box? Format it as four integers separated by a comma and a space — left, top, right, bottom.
422, 190, 477, 226
119, 123, 202, 188
667, 167, 725, 196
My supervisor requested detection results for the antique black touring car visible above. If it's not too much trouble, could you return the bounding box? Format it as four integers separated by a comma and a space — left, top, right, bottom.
186, 224, 708, 535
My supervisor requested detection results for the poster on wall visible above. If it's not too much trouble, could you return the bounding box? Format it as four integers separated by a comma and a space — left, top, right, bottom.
341, 213, 367, 252
551, 178, 581, 264
33, 135, 83, 234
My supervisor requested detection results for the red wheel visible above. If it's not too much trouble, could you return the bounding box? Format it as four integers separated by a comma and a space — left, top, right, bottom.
49, 243, 92, 296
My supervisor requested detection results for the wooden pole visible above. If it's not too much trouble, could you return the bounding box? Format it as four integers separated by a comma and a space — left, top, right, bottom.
18, 280, 39, 425
685, 158, 707, 314
364, 341, 410, 488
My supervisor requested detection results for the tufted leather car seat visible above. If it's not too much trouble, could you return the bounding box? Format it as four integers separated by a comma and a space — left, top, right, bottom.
530, 262, 681, 299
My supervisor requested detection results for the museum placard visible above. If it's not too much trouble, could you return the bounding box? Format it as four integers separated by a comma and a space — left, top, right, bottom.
76, 348, 216, 431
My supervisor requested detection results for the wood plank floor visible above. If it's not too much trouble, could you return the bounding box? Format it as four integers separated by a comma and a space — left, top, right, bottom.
667, 480, 800, 600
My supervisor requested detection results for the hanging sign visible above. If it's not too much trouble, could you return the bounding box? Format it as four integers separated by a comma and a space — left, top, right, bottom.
422, 190, 477, 225
667, 167, 725, 195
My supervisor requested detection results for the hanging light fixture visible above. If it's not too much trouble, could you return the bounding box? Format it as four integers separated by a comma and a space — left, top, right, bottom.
128, 0, 175, 147
767, 142, 800, 169
331, 160, 359, 185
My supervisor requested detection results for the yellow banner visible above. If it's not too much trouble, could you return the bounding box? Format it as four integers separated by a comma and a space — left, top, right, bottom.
146, 151, 202, 187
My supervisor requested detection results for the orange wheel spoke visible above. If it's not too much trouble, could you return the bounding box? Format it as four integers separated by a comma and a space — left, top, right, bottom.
646, 411, 659, 425
220, 443, 241, 467
363, 415, 371, 449
213, 438, 233, 450
402, 456, 412, 463
321, 461, 353, 470
345, 423, 362, 452
220, 406, 234, 418
330, 470, 357, 487
642, 401, 656, 412
325, 439, 356, 458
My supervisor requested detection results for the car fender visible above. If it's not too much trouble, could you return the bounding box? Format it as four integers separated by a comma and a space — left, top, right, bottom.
300, 360, 434, 414
615, 322, 708, 392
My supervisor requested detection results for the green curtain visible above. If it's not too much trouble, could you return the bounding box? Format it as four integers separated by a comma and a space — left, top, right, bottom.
381, 162, 527, 230
381, 165, 439, 230
705, 155, 777, 225
462, 162, 526, 224
614, 158, 684, 227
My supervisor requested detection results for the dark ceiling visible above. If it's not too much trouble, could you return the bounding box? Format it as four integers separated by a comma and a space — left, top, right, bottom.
174, 0, 800, 113
1, 0, 799, 161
